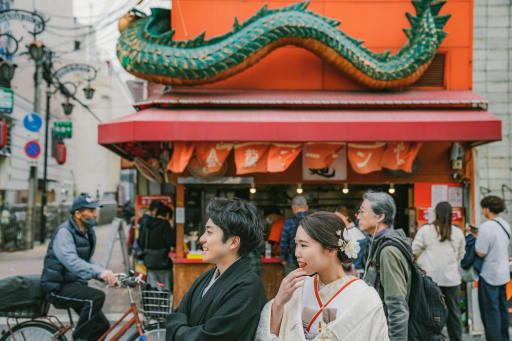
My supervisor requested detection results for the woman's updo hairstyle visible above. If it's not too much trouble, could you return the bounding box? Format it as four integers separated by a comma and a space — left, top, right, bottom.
299, 211, 355, 264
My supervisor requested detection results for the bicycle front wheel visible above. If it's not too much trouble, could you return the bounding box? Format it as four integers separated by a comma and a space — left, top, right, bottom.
127, 324, 166, 341
0, 320, 67, 341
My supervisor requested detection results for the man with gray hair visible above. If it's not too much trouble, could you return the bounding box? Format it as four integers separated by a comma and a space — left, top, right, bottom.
280, 195, 309, 275
359, 191, 413, 341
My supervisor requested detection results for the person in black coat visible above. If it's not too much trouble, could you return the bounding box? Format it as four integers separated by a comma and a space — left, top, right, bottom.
166, 197, 267, 341
139, 204, 175, 291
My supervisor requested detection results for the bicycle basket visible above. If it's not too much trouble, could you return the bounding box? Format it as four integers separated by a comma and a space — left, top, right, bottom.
0, 299, 50, 318
141, 289, 171, 321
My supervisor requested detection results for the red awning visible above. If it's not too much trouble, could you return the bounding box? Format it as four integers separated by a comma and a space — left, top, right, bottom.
98, 90, 501, 158
99, 107, 500, 144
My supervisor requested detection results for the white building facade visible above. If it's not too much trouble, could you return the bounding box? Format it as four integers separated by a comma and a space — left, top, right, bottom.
0, 0, 134, 211
473, 0, 512, 224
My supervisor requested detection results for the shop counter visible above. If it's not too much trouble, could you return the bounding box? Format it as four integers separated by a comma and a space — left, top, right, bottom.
172, 257, 284, 308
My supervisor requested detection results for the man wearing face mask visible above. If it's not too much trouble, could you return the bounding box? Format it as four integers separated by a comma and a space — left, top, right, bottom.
41, 194, 117, 341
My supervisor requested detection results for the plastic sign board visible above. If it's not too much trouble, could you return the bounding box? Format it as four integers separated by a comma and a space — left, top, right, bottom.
54, 121, 72, 138
23, 112, 43, 132
0, 88, 13, 114
55, 143, 66, 164
0, 121, 6, 148
24, 140, 41, 159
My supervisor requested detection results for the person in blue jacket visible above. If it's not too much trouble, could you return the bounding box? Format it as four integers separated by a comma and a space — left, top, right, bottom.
41, 195, 118, 341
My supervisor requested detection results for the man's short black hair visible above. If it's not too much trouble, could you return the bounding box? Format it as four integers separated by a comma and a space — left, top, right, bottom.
206, 197, 263, 257
481, 195, 506, 214
149, 200, 162, 211
156, 204, 170, 217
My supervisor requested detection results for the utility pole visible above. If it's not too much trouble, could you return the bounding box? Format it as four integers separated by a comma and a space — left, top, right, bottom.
40, 51, 53, 244
25, 57, 42, 249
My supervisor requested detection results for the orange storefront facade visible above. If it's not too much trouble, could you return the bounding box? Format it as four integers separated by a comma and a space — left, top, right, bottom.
100, 0, 500, 306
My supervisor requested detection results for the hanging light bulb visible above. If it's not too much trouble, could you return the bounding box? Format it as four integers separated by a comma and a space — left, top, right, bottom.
388, 183, 396, 195
296, 184, 303, 194
342, 183, 349, 194
250, 183, 256, 194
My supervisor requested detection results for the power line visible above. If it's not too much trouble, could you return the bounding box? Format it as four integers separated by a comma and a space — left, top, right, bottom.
46, 23, 92, 31
36, 0, 140, 23
49, 29, 120, 58
44, 14, 124, 39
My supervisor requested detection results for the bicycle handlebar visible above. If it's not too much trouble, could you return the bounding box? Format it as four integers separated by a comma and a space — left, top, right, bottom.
113, 272, 145, 288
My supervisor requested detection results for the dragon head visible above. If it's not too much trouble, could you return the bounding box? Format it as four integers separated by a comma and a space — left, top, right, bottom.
118, 9, 146, 33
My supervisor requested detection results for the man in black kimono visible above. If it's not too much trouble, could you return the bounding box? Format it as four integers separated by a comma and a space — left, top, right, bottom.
166, 197, 267, 341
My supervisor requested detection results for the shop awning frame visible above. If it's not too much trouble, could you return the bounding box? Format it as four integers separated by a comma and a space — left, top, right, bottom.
98, 89, 501, 158
134, 89, 489, 110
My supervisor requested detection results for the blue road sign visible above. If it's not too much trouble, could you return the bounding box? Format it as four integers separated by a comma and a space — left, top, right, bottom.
24, 140, 41, 159
23, 112, 43, 132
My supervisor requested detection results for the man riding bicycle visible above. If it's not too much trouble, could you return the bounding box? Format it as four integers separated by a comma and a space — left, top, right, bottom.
41, 194, 118, 341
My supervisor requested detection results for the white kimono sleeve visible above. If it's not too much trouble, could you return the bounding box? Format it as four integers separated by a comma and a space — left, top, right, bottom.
255, 299, 279, 341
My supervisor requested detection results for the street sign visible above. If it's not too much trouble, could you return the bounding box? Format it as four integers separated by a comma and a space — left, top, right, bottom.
23, 112, 43, 132
0, 88, 14, 114
54, 121, 72, 138
24, 140, 41, 159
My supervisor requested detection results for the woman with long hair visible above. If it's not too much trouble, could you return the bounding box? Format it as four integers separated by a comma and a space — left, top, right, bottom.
256, 212, 388, 341
412, 201, 465, 341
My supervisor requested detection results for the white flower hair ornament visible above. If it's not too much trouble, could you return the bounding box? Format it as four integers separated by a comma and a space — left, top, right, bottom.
336, 229, 360, 259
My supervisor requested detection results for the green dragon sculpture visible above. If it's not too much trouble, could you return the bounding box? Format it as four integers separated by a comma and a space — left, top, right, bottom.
117, 0, 450, 89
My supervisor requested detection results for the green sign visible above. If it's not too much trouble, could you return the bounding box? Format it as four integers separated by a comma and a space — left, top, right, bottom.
54, 121, 72, 138
0, 88, 14, 114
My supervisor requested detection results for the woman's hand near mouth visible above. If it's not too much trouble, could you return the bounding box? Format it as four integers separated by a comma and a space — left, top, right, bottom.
274, 268, 307, 307
270, 268, 307, 335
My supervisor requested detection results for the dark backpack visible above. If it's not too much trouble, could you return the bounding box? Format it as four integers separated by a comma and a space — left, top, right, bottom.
376, 240, 448, 341
461, 219, 510, 273
460, 234, 483, 273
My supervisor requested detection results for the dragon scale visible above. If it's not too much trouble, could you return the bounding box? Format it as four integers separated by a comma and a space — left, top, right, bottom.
117, 0, 450, 89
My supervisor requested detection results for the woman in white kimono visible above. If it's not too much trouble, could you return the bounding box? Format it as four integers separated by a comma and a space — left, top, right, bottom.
256, 212, 389, 341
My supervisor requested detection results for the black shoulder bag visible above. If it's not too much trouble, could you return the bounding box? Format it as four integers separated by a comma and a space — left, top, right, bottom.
143, 226, 170, 270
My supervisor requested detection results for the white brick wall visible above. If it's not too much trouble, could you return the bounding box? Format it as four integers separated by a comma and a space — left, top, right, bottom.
474, 1, 512, 225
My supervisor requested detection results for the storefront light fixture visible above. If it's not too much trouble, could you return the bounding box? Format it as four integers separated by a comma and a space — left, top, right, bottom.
250, 183, 256, 194
342, 183, 349, 194
28, 40, 45, 62
61, 100, 74, 115
296, 183, 303, 194
83, 83, 96, 100
388, 183, 396, 195
0, 60, 17, 88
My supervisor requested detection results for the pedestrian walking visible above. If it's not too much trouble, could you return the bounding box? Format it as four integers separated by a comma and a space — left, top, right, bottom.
412, 201, 465, 341
139, 204, 175, 291
335, 205, 366, 275
359, 191, 412, 341
266, 212, 285, 257
280, 195, 308, 275
133, 200, 162, 260
475, 195, 511, 341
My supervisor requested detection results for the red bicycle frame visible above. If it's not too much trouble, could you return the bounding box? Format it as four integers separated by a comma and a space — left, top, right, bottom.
97, 301, 144, 341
